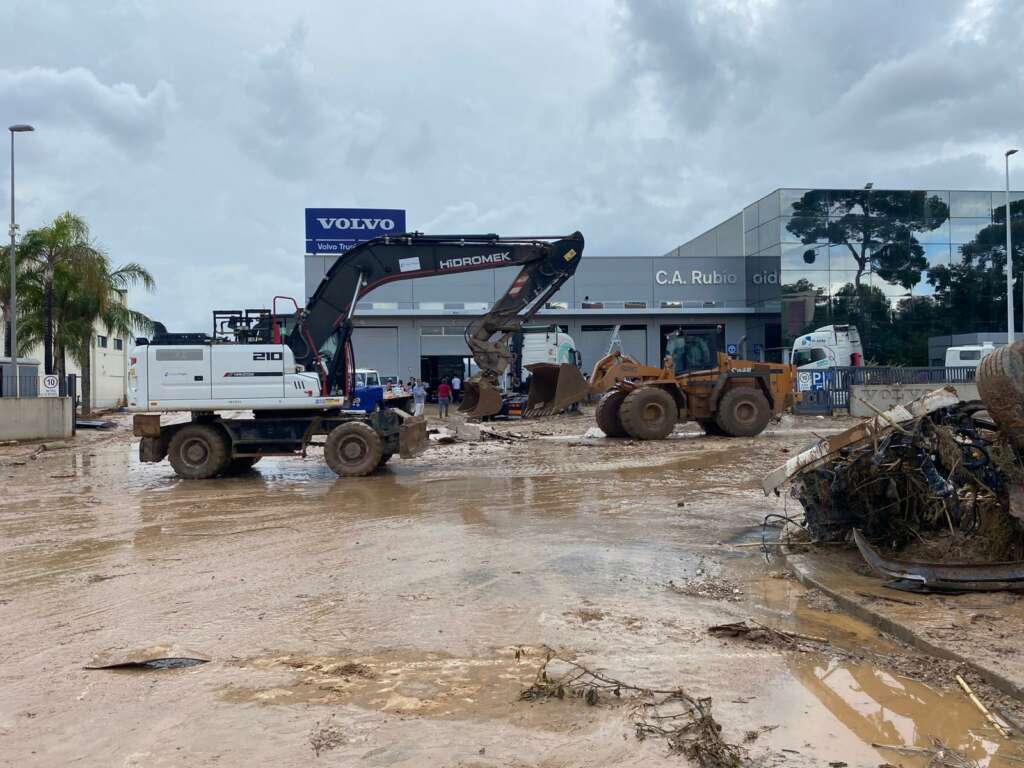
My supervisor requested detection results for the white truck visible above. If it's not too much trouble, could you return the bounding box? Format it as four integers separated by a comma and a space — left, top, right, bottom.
520, 327, 581, 385
791, 324, 863, 392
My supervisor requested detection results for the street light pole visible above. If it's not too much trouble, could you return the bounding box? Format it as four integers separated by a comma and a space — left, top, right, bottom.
8, 124, 33, 398
1006, 149, 1019, 345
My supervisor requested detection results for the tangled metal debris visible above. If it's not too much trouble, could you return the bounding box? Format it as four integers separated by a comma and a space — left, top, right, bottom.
519, 648, 743, 767
763, 373, 1024, 590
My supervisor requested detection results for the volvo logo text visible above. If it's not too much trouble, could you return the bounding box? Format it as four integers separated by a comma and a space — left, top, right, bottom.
316, 217, 396, 231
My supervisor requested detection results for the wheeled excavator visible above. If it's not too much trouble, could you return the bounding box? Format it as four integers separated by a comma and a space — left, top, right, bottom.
128, 231, 585, 479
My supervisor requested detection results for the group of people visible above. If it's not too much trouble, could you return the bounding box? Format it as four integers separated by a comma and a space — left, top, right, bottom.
405, 374, 462, 418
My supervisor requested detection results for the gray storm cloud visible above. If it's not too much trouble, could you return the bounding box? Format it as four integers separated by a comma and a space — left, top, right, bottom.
0, 0, 1021, 331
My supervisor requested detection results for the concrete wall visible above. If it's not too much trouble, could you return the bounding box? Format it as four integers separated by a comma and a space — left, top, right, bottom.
849, 382, 980, 418
0, 397, 74, 441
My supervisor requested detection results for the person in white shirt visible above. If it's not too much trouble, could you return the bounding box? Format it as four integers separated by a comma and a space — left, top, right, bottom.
451, 375, 462, 402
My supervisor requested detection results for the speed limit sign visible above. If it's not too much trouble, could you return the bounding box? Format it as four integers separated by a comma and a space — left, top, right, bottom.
41, 374, 60, 397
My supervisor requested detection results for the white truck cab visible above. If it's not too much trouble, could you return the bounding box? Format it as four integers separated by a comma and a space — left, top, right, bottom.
791, 325, 863, 392
128, 341, 327, 412
521, 328, 580, 377
945, 341, 997, 368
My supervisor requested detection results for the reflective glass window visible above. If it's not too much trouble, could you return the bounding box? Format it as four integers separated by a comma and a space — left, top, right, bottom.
951, 218, 992, 244
829, 244, 866, 271
782, 216, 827, 243
780, 270, 828, 294
950, 191, 992, 217
779, 189, 811, 217
923, 191, 951, 229
915, 218, 951, 244
782, 243, 826, 269
827, 190, 867, 217
992, 191, 1024, 221
827, 271, 861, 295
922, 244, 951, 267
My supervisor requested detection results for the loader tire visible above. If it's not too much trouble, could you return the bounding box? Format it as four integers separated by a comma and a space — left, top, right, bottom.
595, 389, 629, 437
325, 422, 383, 477
619, 387, 677, 441
696, 419, 727, 437
224, 457, 261, 475
168, 424, 230, 479
977, 341, 1024, 450
715, 386, 771, 437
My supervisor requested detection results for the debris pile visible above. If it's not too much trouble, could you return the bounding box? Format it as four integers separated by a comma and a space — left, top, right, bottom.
763, 362, 1024, 586
794, 401, 1020, 556
520, 648, 743, 767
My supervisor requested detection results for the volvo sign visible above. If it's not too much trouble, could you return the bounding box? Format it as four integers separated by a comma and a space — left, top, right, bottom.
305, 208, 406, 255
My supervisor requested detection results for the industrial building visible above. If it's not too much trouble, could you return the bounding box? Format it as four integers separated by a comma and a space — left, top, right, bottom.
305, 187, 1023, 382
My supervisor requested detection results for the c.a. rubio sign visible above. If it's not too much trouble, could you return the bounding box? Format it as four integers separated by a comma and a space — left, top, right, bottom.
305, 208, 406, 255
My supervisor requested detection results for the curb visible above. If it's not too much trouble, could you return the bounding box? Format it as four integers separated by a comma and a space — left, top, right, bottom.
778, 543, 1024, 702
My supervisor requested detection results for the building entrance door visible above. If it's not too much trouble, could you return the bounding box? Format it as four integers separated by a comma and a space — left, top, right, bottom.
420, 356, 467, 398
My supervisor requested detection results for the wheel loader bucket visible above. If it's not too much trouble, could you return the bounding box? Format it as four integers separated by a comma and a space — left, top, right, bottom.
523, 363, 590, 417
458, 378, 504, 418
398, 415, 428, 459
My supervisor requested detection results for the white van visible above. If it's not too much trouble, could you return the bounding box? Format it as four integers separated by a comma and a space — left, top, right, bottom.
945, 341, 996, 368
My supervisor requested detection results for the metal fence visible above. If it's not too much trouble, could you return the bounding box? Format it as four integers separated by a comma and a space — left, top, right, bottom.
0, 373, 78, 400
794, 366, 978, 414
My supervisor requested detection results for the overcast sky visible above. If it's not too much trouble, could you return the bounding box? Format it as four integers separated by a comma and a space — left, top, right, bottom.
2, 0, 1021, 331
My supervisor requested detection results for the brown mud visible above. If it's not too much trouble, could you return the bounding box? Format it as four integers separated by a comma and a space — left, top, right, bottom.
0, 410, 1021, 766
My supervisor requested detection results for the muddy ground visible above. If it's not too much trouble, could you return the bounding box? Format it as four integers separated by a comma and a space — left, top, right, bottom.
2, 408, 1024, 767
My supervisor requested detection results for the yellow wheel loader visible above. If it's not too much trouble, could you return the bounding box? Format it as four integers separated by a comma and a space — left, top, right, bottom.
525, 349, 798, 439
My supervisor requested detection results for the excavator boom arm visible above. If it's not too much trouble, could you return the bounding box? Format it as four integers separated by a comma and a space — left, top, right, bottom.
292, 232, 585, 395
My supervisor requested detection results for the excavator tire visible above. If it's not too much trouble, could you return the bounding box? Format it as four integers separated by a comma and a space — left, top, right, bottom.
715, 386, 771, 437
325, 422, 384, 477
977, 341, 1024, 451
224, 457, 261, 475
168, 424, 230, 479
696, 419, 727, 437
619, 386, 677, 441
595, 389, 629, 437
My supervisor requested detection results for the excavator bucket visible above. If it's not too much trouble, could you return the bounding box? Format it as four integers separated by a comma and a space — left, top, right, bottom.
523, 363, 590, 417
458, 378, 504, 418
398, 415, 428, 459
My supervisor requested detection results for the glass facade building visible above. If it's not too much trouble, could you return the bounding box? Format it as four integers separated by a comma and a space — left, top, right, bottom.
739, 187, 1024, 356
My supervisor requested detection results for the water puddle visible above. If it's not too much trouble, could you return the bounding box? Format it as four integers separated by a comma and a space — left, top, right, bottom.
776, 654, 1017, 767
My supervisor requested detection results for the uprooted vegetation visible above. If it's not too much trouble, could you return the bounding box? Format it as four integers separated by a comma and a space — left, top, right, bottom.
519, 648, 744, 768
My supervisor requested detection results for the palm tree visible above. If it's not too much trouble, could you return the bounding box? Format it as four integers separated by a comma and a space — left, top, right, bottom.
67, 254, 155, 414
15, 213, 156, 412
17, 212, 107, 375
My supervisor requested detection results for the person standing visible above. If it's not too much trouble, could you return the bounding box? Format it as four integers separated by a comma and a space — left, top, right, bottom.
412, 379, 427, 417
437, 378, 452, 418
451, 373, 462, 402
